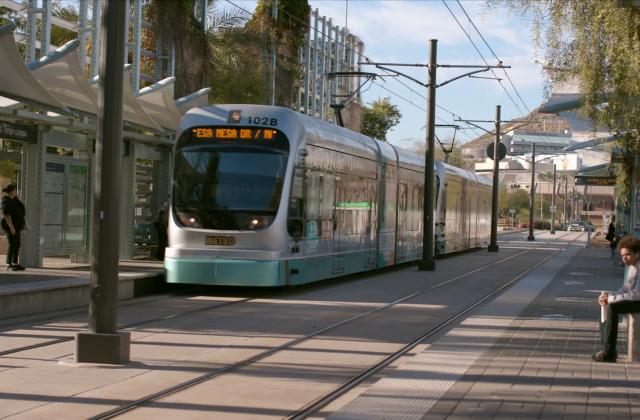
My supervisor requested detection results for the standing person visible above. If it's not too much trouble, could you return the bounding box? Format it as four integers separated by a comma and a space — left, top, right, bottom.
606, 217, 617, 258
593, 236, 640, 362
154, 196, 169, 261
1, 184, 25, 271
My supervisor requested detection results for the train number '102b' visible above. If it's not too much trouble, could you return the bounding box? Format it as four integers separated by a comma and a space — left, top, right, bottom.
205, 236, 236, 246
247, 116, 278, 126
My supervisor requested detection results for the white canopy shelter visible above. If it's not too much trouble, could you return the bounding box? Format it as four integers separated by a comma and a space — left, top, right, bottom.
0, 24, 67, 112
28, 39, 99, 115
136, 77, 183, 131
176, 87, 211, 115
90, 68, 164, 132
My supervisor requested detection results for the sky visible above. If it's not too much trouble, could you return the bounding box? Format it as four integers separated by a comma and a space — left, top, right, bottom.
222, 0, 546, 149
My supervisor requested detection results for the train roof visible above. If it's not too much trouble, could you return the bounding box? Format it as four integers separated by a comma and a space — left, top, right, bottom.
181, 104, 379, 161
180, 105, 488, 185
438, 161, 493, 186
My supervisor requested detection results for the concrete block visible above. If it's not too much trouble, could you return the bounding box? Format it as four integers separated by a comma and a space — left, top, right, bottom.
75, 331, 131, 364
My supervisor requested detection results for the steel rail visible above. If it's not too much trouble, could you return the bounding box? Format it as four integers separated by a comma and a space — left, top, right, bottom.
91, 248, 536, 419
288, 244, 570, 419
0, 294, 254, 357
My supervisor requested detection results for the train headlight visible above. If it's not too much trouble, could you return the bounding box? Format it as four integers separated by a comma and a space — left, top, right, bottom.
177, 212, 203, 228
244, 215, 273, 230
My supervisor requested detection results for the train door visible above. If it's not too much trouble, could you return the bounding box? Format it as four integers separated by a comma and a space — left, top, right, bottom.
332, 178, 346, 274
364, 179, 377, 269
397, 183, 408, 261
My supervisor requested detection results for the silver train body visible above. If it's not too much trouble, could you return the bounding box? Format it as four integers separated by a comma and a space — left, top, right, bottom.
165, 105, 492, 286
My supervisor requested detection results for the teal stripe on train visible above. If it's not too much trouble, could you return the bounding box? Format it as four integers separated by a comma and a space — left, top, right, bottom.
165, 250, 408, 287
165, 257, 286, 287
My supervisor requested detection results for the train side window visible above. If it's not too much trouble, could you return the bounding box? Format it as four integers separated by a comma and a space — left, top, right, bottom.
287, 167, 305, 239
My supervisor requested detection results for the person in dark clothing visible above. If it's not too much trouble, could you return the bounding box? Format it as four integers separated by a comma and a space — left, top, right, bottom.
154, 198, 169, 260
593, 236, 640, 362
1, 184, 25, 271
606, 217, 617, 258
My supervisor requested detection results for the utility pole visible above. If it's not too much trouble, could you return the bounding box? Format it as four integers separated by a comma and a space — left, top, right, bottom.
358, 50, 510, 270
419, 39, 437, 271
455, 114, 535, 251
75, 0, 130, 364
488, 105, 500, 252
528, 143, 536, 241
563, 175, 568, 230
550, 164, 556, 234
270, 0, 278, 106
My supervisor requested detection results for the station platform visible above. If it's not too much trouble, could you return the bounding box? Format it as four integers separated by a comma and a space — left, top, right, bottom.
0, 259, 164, 320
329, 236, 632, 419
1, 231, 638, 419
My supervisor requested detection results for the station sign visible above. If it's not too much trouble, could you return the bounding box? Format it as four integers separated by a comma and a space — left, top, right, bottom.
0, 122, 37, 143
550, 205, 556, 213
574, 175, 616, 186
486, 142, 507, 160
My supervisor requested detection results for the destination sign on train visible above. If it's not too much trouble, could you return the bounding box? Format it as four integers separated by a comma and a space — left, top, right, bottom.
192, 127, 276, 141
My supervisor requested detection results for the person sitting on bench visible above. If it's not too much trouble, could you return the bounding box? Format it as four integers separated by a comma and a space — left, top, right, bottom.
594, 236, 640, 362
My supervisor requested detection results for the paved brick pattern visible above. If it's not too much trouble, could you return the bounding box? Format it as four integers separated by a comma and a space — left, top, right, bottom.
425, 247, 638, 419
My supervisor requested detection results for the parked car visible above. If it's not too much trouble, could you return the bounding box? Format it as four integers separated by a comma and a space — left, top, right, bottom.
568, 220, 594, 232
568, 221, 585, 231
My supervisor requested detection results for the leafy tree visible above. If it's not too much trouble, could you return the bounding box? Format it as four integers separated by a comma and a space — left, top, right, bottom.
361, 98, 401, 142
247, 0, 310, 107
499, 188, 530, 219
150, 0, 210, 98
497, 0, 640, 209
50, 3, 78, 48
208, 25, 269, 103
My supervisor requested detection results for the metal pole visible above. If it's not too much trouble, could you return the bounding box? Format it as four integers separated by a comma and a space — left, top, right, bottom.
419, 39, 437, 271
551, 164, 556, 234
564, 175, 568, 230
270, 0, 278, 106
75, 0, 130, 364
488, 105, 500, 252
528, 143, 536, 241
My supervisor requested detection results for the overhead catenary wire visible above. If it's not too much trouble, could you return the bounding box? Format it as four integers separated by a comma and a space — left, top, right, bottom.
223, 0, 476, 142
441, 0, 526, 116
454, 0, 531, 115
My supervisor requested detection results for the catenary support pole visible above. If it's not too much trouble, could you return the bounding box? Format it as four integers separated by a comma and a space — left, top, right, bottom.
563, 175, 568, 231
488, 105, 501, 252
551, 164, 556, 234
270, 0, 278, 106
419, 39, 437, 271
75, 0, 130, 364
528, 143, 536, 241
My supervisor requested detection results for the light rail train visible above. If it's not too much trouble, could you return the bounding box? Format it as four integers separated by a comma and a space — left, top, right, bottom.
165, 104, 492, 286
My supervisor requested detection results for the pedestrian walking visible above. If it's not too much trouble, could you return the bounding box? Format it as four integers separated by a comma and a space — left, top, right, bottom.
154, 197, 169, 261
1, 184, 26, 271
606, 217, 617, 258
593, 236, 640, 362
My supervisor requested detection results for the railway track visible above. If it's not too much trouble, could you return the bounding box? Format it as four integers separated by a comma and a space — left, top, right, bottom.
0, 231, 578, 358
0, 233, 584, 420
88, 240, 580, 419
0, 292, 256, 357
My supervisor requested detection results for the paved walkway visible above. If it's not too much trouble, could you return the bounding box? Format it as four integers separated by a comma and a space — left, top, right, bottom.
331, 243, 635, 419
1, 233, 637, 419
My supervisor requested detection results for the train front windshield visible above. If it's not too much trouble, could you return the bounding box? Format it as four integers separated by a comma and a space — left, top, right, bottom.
173, 126, 289, 230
